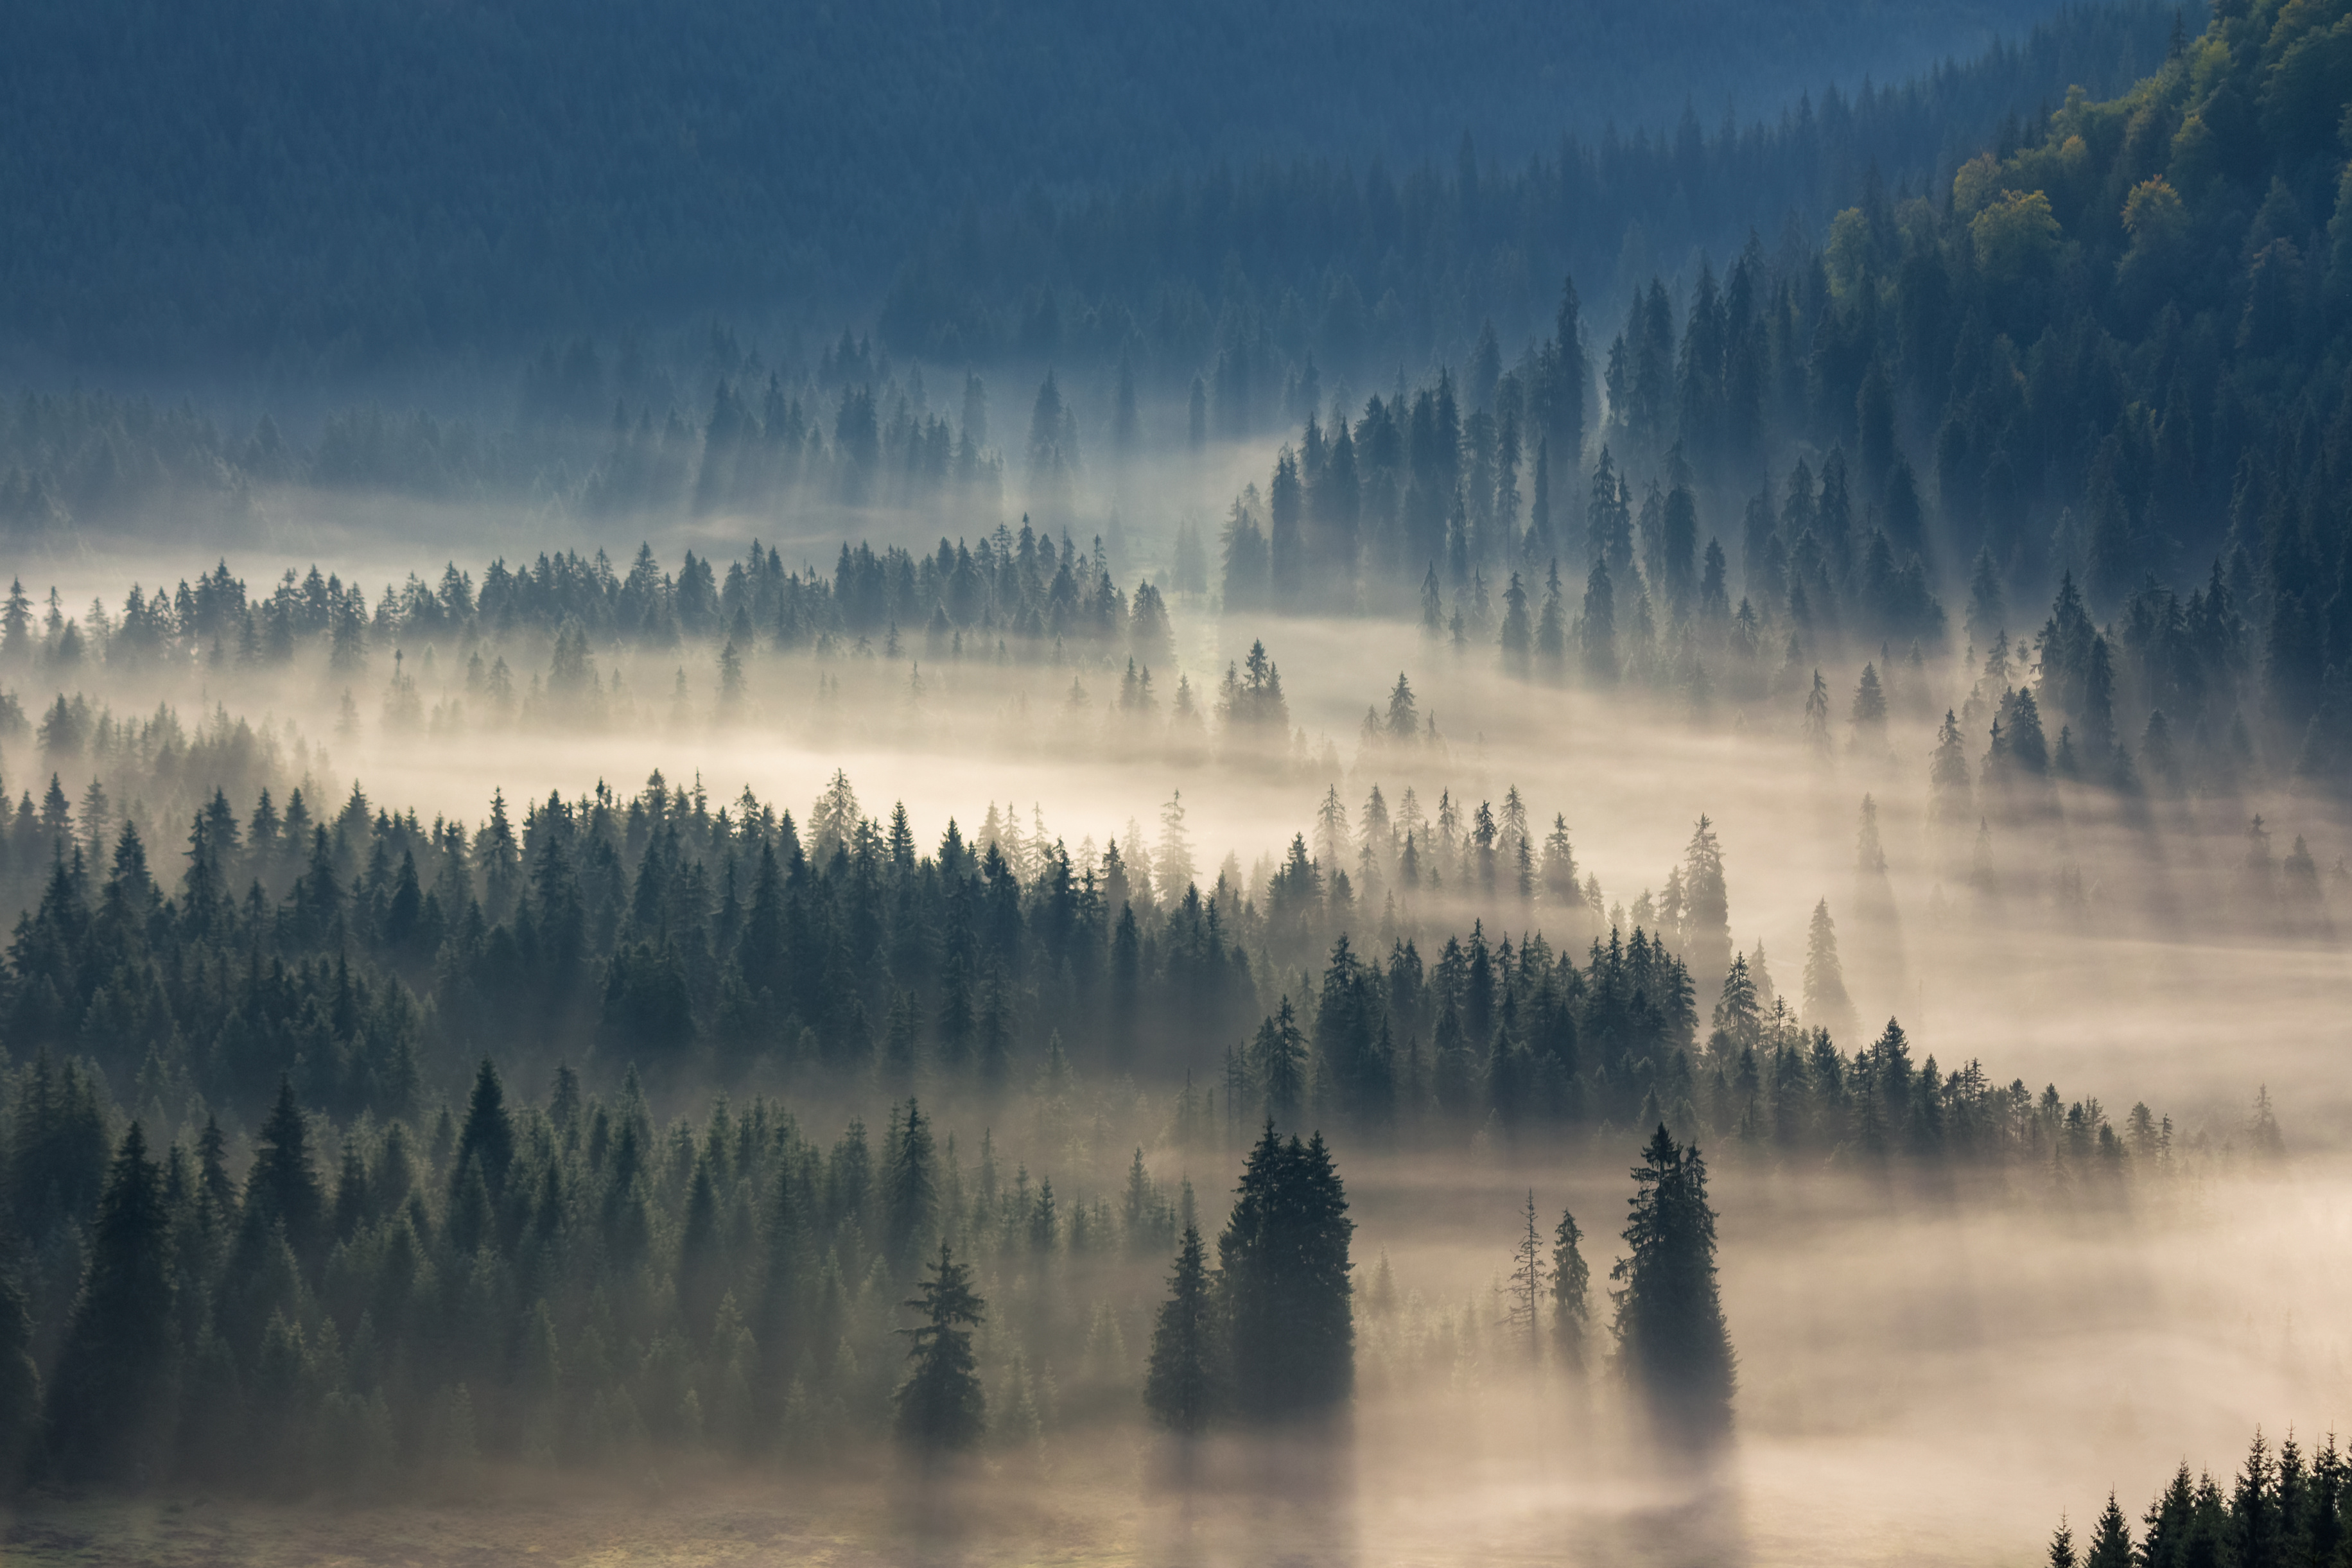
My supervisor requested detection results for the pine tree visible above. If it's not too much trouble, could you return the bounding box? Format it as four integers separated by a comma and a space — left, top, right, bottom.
1680, 815, 1731, 993
1504, 1190, 1549, 1361
1610, 1125, 1734, 1446
883, 1099, 938, 1276
1499, 571, 1533, 672
243, 1076, 325, 1268
1143, 1223, 1220, 1436
48, 1122, 176, 1483
2083, 1493, 2132, 1568
453, 1057, 514, 1198
1220, 1123, 1354, 1423
1580, 556, 1617, 684
1802, 898, 1855, 1042
1552, 1208, 1590, 1375
0, 1272, 39, 1481
894, 1242, 987, 1455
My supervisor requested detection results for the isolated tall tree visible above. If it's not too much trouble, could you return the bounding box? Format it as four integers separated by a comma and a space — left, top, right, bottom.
1220, 1123, 1354, 1423
1144, 1223, 1220, 1436
894, 1242, 987, 1455
1802, 898, 1856, 1041
1610, 1125, 1734, 1445
1504, 1190, 1549, 1362
1552, 1208, 1590, 1375
47, 1122, 175, 1483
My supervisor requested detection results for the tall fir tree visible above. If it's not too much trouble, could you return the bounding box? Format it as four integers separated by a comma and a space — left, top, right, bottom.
1610, 1125, 1734, 1446
46, 1123, 176, 1483
1144, 1223, 1220, 1436
894, 1242, 987, 1455
1219, 1123, 1354, 1423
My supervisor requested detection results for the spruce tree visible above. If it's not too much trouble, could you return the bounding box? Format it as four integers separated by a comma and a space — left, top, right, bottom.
2082, 1493, 2133, 1567
1143, 1223, 1220, 1436
1552, 1208, 1590, 1375
894, 1242, 986, 1455
1802, 898, 1855, 1042
1610, 1125, 1734, 1446
1504, 1190, 1549, 1361
1220, 1123, 1355, 1423
244, 1076, 324, 1267
48, 1122, 176, 1483
883, 1099, 938, 1277
453, 1058, 514, 1198
0, 1272, 39, 1483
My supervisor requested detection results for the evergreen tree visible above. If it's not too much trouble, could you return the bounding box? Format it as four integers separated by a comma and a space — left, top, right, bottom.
894, 1242, 987, 1455
0, 1272, 39, 1483
2083, 1493, 2133, 1568
453, 1057, 514, 1198
1219, 1123, 1354, 1424
47, 1123, 176, 1483
1552, 1208, 1590, 1375
1609, 1124, 1734, 1446
1143, 1223, 1220, 1436
883, 1098, 938, 1277
243, 1076, 324, 1268
1504, 1189, 1548, 1361
1802, 898, 1855, 1041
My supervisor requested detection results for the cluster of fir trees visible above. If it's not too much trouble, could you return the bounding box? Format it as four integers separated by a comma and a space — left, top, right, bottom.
2044, 1429, 2352, 1568
0, 356, 1014, 534
1213, 0, 2352, 783
0, 736, 2251, 1186
1233, 914, 2212, 1185
1477, 1127, 1734, 1447
0, 763, 1290, 1137
0, 6, 2184, 535
0, 1054, 1226, 1492
0, 528, 1172, 677
1138, 1122, 1355, 1438
1132, 1121, 1734, 1453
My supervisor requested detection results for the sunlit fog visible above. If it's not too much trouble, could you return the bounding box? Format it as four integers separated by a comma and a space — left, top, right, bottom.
1, 0, 2347, 1563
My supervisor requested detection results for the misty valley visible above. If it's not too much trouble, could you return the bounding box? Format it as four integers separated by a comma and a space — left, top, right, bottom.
2, 0, 2351, 1564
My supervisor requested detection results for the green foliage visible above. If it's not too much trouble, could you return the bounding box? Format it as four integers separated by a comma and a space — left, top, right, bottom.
46, 1122, 175, 1483
1218, 1122, 1354, 1423
893, 1242, 986, 1454
1609, 1124, 1734, 1446
1142, 1223, 1220, 1436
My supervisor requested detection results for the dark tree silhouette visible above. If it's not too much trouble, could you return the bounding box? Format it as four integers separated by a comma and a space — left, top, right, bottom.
1610, 1124, 1734, 1446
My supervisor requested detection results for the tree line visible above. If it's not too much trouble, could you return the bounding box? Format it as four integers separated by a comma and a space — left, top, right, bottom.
2044, 1429, 2352, 1568
0, 1013, 1743, 1495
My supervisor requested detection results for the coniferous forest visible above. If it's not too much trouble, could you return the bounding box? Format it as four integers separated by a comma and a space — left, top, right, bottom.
1, 0, 2349, 1564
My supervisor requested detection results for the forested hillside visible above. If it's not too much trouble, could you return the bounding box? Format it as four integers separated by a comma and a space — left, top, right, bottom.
0, 0, 2125, 374
878, 1, 2190, 377
0, 0, 2345, 1551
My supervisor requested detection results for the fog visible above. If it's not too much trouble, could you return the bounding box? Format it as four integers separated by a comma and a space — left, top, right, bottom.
1, 466, 2343, 1562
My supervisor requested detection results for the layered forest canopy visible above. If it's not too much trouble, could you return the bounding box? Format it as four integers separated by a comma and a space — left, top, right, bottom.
876, 0, 2191, 374
0, 0, 2095, 374
1, 0, 2349, 1555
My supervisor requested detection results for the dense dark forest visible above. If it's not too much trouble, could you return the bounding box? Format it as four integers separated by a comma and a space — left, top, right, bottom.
0, 736, 2236, 1496
0, 0, 2096, 373
1205, 0, 2352, 787
0, 3, 2185, 536
2045, 1431, 2352, 1568
1, 0, 2344, 1551
876, 1, 2190, 375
